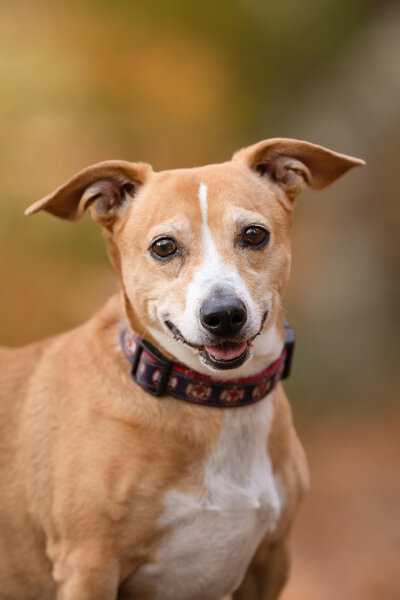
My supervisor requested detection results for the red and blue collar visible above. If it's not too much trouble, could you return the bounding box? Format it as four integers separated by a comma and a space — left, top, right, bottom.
120, 321, 295, 408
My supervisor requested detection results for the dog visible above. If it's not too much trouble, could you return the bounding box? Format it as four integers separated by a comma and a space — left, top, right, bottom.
0, 138, 364, 600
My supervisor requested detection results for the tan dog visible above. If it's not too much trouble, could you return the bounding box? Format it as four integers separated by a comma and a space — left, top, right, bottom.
0, 139, 364, 600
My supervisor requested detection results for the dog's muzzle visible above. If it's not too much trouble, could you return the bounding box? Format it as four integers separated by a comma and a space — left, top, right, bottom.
198, 292, 249, 369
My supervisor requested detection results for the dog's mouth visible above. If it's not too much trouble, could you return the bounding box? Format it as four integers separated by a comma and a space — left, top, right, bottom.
164, 316, 267, 371
201, 341, 249, 370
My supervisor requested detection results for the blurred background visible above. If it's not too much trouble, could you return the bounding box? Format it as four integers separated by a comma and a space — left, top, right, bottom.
1, 0, 399, 598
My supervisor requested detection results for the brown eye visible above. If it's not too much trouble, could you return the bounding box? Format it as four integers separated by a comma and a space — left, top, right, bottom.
151, 237, 178, 260
242, 226, 270, 248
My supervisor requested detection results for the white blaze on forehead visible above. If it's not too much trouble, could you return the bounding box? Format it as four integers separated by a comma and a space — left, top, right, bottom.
182, 183, 253, 332
199, 182, 209, 227
198, 182, 219, 256
198, 182, 218, 257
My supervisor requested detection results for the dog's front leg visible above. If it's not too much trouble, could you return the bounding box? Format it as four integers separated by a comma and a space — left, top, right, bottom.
52, 546, 120, 600
56, 567, 119, 600
233, 537, 290, 600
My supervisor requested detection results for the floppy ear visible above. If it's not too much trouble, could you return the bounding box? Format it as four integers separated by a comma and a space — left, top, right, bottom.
233, 138, 365, 202
25, 160, 153, 229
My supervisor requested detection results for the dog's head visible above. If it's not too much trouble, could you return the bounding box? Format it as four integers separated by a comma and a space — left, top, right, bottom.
26, 139, 364, 378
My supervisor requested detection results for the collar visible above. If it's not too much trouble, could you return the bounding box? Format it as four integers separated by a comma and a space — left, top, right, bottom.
120, 320, 295, 408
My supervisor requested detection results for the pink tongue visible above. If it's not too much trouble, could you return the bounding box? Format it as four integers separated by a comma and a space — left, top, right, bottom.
205, 342, 247, 361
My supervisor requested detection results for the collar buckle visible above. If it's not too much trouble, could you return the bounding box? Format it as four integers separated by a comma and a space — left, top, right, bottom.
131, 338, 173, 397
282, 319, 295, 380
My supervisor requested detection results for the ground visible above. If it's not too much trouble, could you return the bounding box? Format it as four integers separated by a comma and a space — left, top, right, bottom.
283, 408, 400, 600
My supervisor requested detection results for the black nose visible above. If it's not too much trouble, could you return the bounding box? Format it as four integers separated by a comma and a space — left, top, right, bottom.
200, 293, 247, 337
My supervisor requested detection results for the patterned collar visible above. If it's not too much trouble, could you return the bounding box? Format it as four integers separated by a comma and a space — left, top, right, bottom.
120, 320, 295, 408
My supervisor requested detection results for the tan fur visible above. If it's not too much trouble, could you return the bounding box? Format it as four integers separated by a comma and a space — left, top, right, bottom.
0, 139, 364, 599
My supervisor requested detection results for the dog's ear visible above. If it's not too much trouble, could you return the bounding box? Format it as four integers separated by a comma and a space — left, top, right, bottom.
25, 160, 152, 229
233, 138, 365, 202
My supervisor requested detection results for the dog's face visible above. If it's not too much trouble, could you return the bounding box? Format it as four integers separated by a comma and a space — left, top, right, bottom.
117, 162, 291, 374
26, 139, 364, 377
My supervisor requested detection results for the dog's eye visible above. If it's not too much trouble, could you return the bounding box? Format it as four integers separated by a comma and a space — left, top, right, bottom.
151, 237, 178, 260
241, 226, 270, 248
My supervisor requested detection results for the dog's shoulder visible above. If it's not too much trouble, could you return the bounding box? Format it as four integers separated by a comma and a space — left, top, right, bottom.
268, 385, 310, 508
0, 293, 125, 420
0, 338, 52, 405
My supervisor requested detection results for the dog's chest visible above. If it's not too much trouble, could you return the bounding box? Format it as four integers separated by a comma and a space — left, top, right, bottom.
126, 398, 283, 600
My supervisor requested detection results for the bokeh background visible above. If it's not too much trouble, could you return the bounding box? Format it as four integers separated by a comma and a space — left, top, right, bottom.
1, 1, 399, 598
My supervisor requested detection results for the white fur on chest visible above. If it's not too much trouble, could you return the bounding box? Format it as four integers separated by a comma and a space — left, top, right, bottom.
129, 396, 284, 600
